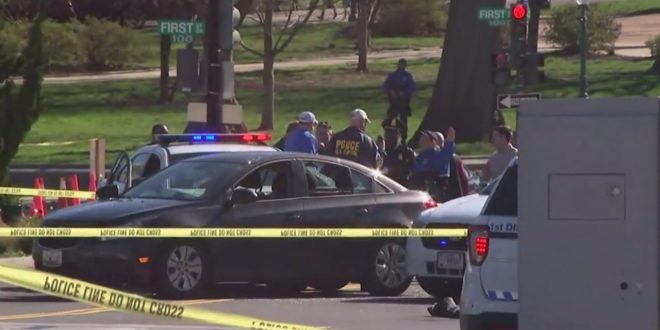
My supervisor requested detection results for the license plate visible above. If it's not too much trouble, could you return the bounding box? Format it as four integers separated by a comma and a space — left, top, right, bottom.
437, 252, 464, 270
42, 250, 62, 268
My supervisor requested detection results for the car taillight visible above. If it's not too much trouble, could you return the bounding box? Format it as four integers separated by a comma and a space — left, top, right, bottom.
468, 225, 490, 265
423, 199, 437, 209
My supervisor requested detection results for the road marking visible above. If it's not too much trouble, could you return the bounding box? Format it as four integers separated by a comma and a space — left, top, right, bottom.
0, 299, 231, 321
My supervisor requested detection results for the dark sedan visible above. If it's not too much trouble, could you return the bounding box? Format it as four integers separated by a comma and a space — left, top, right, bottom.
33, 152, 436, 298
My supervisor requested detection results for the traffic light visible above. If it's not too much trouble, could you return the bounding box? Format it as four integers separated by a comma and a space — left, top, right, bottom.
491, 52, 511, 86
509, 2, 528, 69
219, 0, 242, 50
523, 52, 546, 85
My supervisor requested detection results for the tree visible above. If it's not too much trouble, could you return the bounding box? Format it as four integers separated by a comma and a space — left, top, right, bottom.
646, 34, 660, 75
412, 0, 505, 145
356, 0, 369, 72
241, 0, 319, 130
0, 2, 46, 208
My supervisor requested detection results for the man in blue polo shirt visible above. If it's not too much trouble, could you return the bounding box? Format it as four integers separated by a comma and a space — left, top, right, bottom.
409, 127, 456, 200
284, 111, 319, 154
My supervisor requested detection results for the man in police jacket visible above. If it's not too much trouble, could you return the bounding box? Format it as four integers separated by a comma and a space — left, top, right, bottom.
327, 109, 380, 169
380, 117, 415, 185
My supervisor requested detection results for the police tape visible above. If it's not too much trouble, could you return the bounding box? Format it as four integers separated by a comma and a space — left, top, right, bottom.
1, 227, 468, 238
0, 264, 323, 330
0, 186, 95, 199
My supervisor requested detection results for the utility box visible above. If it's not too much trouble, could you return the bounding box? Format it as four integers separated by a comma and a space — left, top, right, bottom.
518, 97, 660, 330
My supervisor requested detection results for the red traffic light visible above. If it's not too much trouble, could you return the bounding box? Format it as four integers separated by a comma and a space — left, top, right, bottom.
512, 4, 527, 20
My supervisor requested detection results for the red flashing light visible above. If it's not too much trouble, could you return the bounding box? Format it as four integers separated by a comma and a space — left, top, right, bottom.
241, 133, 272, 143
512, 4, 527, 20
242, 134, 254, 142
468, 225, 490, 265
423, 199, 438, 210
475, 236, 489, 256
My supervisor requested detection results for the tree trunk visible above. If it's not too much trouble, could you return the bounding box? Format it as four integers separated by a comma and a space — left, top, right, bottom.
412, 0, 505, 145
647, 58, 660, 75
158, 35, 172, 103
260, 3, 275, 130
356, 0, 369, 72
528, 0, 543, 53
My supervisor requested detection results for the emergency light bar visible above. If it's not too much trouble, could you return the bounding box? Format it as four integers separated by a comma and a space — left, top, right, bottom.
157, 133, 272, 145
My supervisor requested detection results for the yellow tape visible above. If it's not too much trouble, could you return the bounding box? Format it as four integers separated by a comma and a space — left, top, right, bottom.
0, 186, 95, 199
0, 227, 468, 238
0, 264, 322, 330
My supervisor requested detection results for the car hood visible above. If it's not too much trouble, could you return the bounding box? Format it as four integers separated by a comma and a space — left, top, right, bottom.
417, 193, 488, 225
43, 198, 196, 226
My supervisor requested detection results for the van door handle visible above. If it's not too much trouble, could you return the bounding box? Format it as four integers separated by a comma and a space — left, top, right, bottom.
287, 213, 302, 222
354, 208, 369, 216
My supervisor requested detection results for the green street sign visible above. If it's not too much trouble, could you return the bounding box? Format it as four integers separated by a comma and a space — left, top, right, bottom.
478, 8, 510, 26
157, 20, 205, 43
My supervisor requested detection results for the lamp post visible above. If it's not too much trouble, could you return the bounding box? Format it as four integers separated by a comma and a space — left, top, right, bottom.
576, 0, 589, 98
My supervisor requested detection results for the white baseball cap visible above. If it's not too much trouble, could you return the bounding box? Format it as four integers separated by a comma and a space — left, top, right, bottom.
298, 111, 318, 124
351, 108, 371, 123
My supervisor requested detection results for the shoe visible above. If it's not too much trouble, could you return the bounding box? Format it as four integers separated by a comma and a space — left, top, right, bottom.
427, 297, 460, 318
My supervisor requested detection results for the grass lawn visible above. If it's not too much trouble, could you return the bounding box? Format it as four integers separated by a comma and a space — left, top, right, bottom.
13, 55, 659, 165
138, 22, 443, 67
545, 0, 660, 16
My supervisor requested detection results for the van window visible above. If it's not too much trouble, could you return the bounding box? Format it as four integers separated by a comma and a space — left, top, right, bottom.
483, 164, 517, 216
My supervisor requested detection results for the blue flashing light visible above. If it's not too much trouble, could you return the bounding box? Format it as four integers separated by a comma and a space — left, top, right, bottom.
193, 135, 203, 141
205, 135, 216, 141
440, 240, 448, 246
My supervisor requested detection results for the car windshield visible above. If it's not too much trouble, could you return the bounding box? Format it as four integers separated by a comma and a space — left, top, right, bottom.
169, 152, 216, 165
124, 160, 243, 200
479, 176, 500, 195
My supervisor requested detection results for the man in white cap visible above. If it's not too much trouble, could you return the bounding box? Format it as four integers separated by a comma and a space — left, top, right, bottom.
284, 111, 319, 154
326, 109, 380, 169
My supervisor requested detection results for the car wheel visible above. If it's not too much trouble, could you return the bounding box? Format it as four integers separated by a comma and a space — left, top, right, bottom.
310, 280, 349, 294
363, 241, 412, 296
155, 242, 209, 299
417, 277, 462, 302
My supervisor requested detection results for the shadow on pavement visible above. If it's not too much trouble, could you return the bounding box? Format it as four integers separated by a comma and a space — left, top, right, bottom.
341, 297, 435, 305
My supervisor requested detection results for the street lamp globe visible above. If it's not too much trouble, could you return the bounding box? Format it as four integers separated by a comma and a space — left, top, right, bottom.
576, 0, 590, 5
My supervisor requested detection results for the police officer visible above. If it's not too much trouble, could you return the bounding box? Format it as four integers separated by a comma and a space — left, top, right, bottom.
149, 123, 169, 144
327, 109, 379, 169
380, 117, 415, 186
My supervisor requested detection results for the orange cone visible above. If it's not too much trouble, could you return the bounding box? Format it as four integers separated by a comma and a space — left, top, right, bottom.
32, 177, 44, 217
69, 175, 80, 206
57, 177, 68, 209
88, 172, 97, 202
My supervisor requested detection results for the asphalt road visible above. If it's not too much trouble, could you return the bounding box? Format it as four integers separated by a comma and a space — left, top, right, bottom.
0, 280, 458, 330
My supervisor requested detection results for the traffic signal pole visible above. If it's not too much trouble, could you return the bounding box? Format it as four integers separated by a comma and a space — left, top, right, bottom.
206, 0, 223, 133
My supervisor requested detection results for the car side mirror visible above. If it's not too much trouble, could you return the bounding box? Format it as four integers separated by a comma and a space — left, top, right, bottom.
96, 185, 119, 200
228, 188, 258, 206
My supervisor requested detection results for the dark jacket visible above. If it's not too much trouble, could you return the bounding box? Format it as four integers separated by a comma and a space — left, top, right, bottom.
326, 126, 379, 168
382, 143, 415, 186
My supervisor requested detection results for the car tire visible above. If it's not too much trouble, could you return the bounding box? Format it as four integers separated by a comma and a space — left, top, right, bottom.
310, 280, 349, 294
417, 277, 462, 302
362, 241, 412, 296
155, 242, 209, 299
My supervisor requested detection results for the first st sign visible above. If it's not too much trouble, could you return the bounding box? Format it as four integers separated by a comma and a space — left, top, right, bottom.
158, 20, 205, 43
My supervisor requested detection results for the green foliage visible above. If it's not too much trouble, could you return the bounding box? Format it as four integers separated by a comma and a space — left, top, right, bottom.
544, 4, 621, 54
373, 0, 448, 37
646, 35, 660, 58
78, 18, 146, 70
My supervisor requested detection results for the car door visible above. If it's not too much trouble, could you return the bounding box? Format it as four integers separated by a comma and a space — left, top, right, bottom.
105, 151, 131, 194
300, 160, 377, 279
479, 162, 518, 303
210, 160, 306, 282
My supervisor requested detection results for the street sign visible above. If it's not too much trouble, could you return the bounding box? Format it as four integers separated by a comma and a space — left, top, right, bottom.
157, 20, 205, 44
497, 93, 541, 109
477, 8, 510, 26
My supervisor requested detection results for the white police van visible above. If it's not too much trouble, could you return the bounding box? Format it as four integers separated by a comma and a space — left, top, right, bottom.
103, 133, 278, 193
406, 177, 500, 299
460, 157, 518, 330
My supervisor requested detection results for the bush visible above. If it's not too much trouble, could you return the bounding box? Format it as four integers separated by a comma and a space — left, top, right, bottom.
373, 0, 448, 37
646, 34, 660, 58
77, 18, 146, 70
544, 4, 621, 54
42, 20, 84, 70
0, 21, 29, 62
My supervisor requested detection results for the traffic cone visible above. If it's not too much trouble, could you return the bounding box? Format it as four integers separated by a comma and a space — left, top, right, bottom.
69, 175, 80, 206
88, 172, 97, 202
38, 177, 47, 217
32, 177, 44, 217
57, 177, 68, 209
